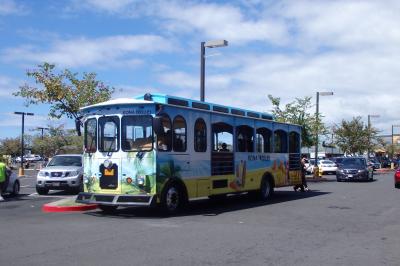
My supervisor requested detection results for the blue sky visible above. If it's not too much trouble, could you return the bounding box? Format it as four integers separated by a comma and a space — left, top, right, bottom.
0, 0, 399, 139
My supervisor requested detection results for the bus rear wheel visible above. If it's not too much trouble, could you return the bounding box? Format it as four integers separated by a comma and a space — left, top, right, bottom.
259, 176, 274, 201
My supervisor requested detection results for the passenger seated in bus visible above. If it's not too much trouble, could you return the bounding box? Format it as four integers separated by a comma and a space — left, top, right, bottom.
219, 143, 229, 152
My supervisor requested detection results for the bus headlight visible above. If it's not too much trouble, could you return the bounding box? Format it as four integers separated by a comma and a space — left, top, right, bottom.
136, 175, 145, 186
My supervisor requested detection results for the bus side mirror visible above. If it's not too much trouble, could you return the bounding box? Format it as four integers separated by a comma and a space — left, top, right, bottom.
153, 116, 163, 135
75, 119, 82, 136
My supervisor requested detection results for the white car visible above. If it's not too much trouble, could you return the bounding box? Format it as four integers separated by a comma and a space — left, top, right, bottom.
36, 154, 83, 195
318, 160, 338, 175
306, 159, 337, 175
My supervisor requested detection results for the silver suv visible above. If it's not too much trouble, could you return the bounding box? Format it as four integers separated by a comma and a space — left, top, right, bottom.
36, 154, 83, 195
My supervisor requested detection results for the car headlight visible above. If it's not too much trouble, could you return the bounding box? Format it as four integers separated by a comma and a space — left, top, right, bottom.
68, 171, 80, 177
38, 171, 47, 177
358, 169, 366, 173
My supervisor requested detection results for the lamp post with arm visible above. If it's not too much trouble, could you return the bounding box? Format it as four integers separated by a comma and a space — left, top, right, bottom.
200, 40, 228, 102
14, 112, 34, 176
314, 91, 333, 178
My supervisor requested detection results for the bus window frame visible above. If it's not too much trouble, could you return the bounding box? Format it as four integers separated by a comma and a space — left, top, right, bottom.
98, 115, 120, 153
84, 118, 97, 153
172, 115, 187, 152
194, 118, 207, 152
121, 115, 154, 152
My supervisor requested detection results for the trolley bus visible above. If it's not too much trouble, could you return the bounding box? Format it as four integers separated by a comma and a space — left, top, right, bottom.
76, 93, 302, 213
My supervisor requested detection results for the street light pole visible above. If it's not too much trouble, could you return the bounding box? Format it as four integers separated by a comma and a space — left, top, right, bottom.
200, 39, 228, 102
367, 114, 379, 158
37, 127, 49, 160
14, 112, 34, 176
314, 91, 333, 177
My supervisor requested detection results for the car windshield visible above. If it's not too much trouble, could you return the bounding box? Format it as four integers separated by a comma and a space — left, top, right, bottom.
340, 158, 365, 166
48, 156, 82, 167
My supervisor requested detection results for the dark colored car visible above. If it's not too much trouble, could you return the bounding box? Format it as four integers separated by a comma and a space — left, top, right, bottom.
368, 158, 381, 170
394, 169, 400, 189
336, 157, 373, 182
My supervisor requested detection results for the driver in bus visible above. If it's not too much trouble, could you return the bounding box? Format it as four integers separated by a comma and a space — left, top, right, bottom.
219, 143, 229, 152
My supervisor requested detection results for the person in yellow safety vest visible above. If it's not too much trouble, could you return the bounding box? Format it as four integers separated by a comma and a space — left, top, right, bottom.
0, 159, 11, 201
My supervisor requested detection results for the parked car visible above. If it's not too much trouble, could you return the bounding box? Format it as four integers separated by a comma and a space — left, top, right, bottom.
318, 159, 338, 175
368, 158, 381, 170
394, 168, 400, 189
1, 171, 20, 197
36, 154, 83, 195
15, 156, 26, 163
306, 159, 337, 175
336, 157, 373, 182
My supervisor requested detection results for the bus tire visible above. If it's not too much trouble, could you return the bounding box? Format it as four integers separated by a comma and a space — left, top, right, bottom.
259, 176, 274, 201
98, 205, 118, 213
161, 182, 185, 215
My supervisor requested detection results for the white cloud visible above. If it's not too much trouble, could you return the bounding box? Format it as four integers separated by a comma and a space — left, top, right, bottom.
1, 34, 176, 68
0, 0, 28, 15
0, 75, 19, 98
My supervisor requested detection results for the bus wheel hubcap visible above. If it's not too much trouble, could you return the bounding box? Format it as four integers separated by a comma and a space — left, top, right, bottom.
166, 187, 179, 210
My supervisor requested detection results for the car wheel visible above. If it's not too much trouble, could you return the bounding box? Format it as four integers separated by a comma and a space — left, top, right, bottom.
98, 205, 118, 213
11, 181, 20, 196
337, 178, 342, 182
161, 182, 185, 214
36, 187, 49, 195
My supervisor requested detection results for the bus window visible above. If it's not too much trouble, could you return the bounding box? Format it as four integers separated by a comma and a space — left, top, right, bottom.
274, 129, 288, 153
99, 116, 119, 152
256, 127, 272, 153
122, 116, 153, 151
157, 114, 172, 151
236, 125, 254, 152
84, 118, 97, 153
194, 118, 207, 152
212, 122, 233, 152
289, 131, 300, 153
173, 116, 187, 152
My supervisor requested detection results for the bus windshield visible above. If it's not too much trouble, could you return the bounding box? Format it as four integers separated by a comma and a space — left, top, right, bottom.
122, 115, 153, 151
99, 116, 120, 152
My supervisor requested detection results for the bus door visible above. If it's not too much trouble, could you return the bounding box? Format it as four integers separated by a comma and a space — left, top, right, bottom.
211, 119, 234, 190
97, 115, 122, 193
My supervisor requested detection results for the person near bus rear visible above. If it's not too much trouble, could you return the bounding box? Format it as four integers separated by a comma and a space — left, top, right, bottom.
294, 155, 309, 192
0, 159, 10, 201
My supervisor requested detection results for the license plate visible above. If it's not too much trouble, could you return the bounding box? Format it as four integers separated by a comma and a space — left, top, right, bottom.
52, 182, 60, 187
348, 174, 353, 178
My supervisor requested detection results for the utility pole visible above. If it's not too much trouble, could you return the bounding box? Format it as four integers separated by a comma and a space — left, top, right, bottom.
14, 112, 34, 176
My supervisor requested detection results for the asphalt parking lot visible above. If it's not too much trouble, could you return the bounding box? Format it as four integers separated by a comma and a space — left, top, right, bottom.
1, 170, 399, 266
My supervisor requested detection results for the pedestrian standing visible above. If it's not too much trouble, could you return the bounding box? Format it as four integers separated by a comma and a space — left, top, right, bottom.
294, 155, 309, 192
0, 158, 7, 201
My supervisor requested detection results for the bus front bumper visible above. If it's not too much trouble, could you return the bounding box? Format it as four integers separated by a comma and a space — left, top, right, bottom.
76, 192, 155, 206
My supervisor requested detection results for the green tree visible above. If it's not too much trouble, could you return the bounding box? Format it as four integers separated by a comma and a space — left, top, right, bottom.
0, 137, 21, 157
14, 63, 114, 121
268, 95, 329, 147
333, 116, 379, 155
31, 125, 83, 157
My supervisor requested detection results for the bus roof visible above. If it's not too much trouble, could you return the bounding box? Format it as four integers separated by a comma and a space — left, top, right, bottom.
135, 93, 275, 121
81, 93, 275, 121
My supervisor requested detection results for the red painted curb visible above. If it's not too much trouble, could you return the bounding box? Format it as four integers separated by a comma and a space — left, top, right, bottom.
42, 203, 98, 212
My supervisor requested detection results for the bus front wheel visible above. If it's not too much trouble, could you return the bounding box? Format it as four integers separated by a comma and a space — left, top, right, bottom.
161, 183, 184, 214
